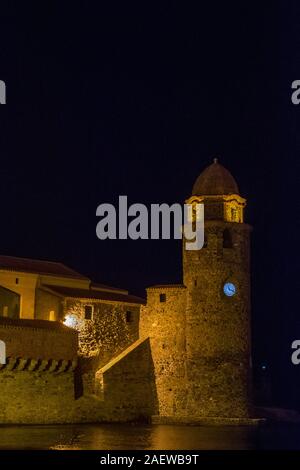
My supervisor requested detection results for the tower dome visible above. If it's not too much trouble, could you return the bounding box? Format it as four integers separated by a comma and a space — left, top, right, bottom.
192, 158, 239, 196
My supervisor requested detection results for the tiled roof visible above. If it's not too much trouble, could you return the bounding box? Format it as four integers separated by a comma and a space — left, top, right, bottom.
192, 160, 239, 196
42, 285, 145, 305
0, 316, 75, 331
147, 284, 186, 289
90, 282, 128, 294
0, 255, 88, 280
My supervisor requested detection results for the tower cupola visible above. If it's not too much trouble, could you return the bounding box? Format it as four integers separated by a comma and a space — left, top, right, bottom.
188, 158, 246, 223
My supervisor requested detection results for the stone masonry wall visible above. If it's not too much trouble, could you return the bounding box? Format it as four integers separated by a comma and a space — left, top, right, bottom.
64, 300, 140, 367
0, 338, 156, 424
0, 316, 155, 424
96, 338, 158, 422
183, 221, 252, 418
0, 320, 80, 424
139, 286, 187, 417
0, 318, 77, 361
0, 369, 77, 423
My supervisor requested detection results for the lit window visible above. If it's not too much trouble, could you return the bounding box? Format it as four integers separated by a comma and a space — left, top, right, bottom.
49, 310, 55, 321
231, 207, 238, 222
160, 293, 166, 303
84, 305, 94, 320
126, 311, 133, 323
3, 306, 8, 317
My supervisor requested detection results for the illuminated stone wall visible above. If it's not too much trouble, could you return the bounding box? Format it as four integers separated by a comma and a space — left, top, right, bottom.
183, 220, 252, 417
0, 369, 77, 423
64, 300, 140, 366
140, 195, 252, 421
0, 320, 79, 424
139, 286, 187, 417
96, 338, 158, 422
0, 163, 253, 423
0, 320, 155, 424
61, 300, 141, 405
0, 318, 77, 361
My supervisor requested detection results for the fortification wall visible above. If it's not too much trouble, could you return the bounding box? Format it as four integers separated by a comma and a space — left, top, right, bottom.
96, 338, 158, 422
139, 286, 187, 417
0, 369, 76, 423
0, 317, 77, 361
0, 319, 155, 424
0, 319, 79, 424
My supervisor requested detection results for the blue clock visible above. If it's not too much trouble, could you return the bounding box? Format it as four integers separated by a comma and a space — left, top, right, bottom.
223, 282, 236, 297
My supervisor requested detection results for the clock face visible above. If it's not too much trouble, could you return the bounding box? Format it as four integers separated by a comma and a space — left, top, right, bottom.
223, 282, 236, 297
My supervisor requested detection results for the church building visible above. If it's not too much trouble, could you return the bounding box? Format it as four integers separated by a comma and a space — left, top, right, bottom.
140, 159, 252, 421
0, 160, 254, 424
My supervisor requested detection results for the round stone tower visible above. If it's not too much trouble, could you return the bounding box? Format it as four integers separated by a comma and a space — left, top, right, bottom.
183, 158, 252, 418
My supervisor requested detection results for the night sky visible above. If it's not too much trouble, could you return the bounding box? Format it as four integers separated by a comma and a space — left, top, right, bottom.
0, 2, 299, 409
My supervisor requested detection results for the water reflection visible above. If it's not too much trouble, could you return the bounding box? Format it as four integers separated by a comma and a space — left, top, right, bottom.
0, 423, 299, 450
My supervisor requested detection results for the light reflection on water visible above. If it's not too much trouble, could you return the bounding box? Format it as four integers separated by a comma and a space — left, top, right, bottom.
0, 423, 299, 450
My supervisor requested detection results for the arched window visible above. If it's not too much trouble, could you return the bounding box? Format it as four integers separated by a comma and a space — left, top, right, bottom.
223, 229, 233, 248
231, 207, 237, 221
49, 310, 55, 321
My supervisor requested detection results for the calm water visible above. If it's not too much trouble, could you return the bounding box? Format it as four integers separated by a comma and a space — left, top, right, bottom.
0, 423, 299, 450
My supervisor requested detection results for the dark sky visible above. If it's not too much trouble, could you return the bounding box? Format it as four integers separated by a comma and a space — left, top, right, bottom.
0, 2, 299, 409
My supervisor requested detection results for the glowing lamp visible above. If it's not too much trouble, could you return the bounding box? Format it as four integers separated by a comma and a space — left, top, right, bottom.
63, 315, 77, 328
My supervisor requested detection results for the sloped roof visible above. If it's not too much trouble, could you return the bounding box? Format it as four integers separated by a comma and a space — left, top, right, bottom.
0, 255, 88, 280
147, 284, 186, 289
0, 316, 76, 332
42, 284, 145, 305
90, 282, 128, 294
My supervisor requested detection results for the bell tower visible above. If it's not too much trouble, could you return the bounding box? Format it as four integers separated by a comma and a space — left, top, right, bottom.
183, 159, 252, 418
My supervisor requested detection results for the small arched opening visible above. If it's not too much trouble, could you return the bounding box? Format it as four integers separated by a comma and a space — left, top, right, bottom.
223, 228, 233, 248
